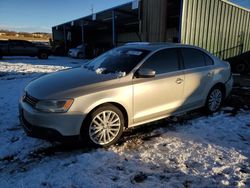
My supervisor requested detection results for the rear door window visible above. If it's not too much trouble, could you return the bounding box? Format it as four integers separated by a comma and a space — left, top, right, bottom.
204, 54, 214, 65
181, 48, 206, 69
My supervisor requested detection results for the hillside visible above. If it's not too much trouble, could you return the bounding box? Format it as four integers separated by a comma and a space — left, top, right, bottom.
0, 29, 52, 42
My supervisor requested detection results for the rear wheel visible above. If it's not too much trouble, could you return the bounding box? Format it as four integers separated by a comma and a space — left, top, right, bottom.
77, 52, 84, 59
38, 52, 48, 59
81, 105, 124, 147
205, 86, 224, 113
235, 61, 248, 74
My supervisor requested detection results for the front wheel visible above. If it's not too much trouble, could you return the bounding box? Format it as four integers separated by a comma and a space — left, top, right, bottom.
81, 105, 124, 147
38, 52, 48, 59
205, 86, 224, 113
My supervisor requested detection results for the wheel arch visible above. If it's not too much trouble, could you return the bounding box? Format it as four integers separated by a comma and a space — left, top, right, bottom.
82, 102, 129, 130
207, 82, 226, 101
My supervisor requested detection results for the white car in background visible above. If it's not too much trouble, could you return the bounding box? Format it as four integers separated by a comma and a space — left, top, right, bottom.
68, 44, 86, 59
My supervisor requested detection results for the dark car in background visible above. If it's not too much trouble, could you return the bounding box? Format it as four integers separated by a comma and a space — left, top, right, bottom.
0, 40, 51, 59
227, 51, 250, 74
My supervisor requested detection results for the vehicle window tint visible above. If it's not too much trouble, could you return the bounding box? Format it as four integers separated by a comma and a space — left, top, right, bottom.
181, 48, 206, 69
140, 49, 179, 74
204, 54, 214, 65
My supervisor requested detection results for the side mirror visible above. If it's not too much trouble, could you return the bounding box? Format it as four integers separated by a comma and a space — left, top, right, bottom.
136, 68, 156, 78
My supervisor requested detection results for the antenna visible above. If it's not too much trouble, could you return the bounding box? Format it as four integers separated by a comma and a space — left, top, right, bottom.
91, 4, 94, 15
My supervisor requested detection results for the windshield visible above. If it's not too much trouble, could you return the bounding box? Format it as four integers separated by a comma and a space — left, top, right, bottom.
83, 47, 150, 75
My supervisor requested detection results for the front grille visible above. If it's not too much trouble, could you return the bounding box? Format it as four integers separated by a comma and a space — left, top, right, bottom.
23, 93, 39, 107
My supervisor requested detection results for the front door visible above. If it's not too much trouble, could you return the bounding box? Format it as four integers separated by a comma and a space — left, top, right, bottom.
133, 48, 184, 123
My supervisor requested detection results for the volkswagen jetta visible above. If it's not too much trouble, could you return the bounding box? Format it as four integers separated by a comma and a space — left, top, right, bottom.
19, 43, 233, 147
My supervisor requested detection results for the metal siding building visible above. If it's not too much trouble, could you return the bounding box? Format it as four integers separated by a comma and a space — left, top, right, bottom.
52, 0, 250, 59
181, 0, 250, 59
52, 2, 141, 57
141, 0, 181, 42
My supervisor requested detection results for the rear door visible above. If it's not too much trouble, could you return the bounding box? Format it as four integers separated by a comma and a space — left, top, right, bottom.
180, 48, 214, 109
133, 48, 185, 123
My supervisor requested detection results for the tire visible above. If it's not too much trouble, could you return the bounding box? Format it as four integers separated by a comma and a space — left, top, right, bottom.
81, 104, 124, 147
235, 61, 248, 74
77, 52, 84, 59
38, 52, 48, 59
205, 86, 224, 113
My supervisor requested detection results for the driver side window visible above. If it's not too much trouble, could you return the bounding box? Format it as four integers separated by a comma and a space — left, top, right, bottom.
140, 49, 180, 75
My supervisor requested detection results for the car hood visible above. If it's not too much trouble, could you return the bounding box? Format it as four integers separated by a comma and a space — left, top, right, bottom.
25, 67, 121, 99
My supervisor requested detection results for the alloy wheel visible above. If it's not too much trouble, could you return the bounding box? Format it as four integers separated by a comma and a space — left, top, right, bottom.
208, 89, 222, 112
89, 110, 121, 145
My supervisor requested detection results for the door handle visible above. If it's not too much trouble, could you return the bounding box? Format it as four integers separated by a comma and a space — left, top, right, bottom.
176, 78, 183, 84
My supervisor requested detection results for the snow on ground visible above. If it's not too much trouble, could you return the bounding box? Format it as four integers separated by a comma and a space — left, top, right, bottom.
0, 56, 250, 188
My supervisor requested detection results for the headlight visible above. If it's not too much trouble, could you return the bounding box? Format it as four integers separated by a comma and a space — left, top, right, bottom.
35, 99, 74, 113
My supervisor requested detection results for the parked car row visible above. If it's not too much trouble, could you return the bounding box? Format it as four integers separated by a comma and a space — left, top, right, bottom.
1, 39, 249, 75
0, 40, 87, 60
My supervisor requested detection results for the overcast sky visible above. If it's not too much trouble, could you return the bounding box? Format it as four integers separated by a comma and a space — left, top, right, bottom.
0, 0, 131, 33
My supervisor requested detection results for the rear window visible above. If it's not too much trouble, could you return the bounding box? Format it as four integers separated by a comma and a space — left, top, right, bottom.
204, 54, 214, 65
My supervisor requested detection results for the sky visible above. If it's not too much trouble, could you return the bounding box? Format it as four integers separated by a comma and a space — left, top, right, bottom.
231, 0, 250, 8
0, 0, 249, 33
0, 0, 131, 33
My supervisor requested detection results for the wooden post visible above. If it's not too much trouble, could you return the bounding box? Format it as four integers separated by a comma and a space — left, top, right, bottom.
63, 25, 67, 53
81, 20, 85, 44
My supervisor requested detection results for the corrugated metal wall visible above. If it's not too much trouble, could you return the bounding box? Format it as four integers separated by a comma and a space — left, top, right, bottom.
141, 0, 182, 42
142, 0, 168, 42
181, 0, 250, 59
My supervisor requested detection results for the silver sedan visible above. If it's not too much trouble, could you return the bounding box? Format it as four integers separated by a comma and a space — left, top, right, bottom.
19, 43, 233, 147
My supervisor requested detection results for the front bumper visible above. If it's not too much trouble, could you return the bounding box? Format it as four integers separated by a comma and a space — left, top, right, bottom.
19, 100, 84, 140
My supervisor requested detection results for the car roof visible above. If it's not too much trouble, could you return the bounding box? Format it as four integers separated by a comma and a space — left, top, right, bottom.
123, 42, 196, 52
